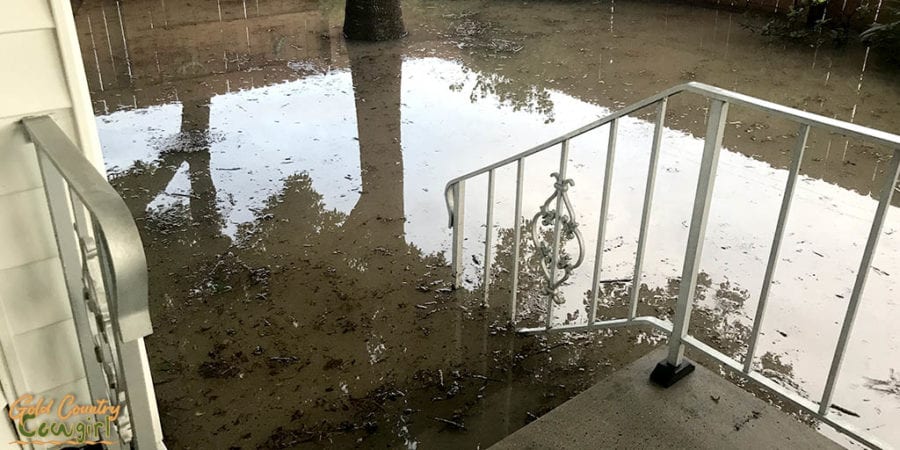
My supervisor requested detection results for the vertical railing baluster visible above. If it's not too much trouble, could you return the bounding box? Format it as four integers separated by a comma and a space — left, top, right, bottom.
510, 159, 525, 325
819, 148, 900, 415
588, 120, 619, 325
118, 337, 165, 449
451, 181, 466, 288
483, 170, 496, 306
664, 99, 729, 370
546, 140, 571, 329
35, 152, 113, 428
629, 99, 667, 320
94, 227, 164, 449
69, 196, 120, 412
744, 124, 810, 373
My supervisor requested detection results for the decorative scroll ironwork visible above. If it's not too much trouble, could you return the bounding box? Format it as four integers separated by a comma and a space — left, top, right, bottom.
530, 172, 585, 304
82, 232, 133, 440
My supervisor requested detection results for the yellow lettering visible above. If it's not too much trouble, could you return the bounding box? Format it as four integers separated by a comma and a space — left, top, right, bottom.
8, 394, 33, 422
57, 394, 77, 420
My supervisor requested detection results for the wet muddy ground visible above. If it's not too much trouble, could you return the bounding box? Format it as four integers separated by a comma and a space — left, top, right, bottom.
73, 0, 900, 447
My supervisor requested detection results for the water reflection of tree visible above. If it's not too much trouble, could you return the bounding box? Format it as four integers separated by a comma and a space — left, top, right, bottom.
488, 222, 547, 323
464, 218, 591, 327
100, 19, 651, 450
110, 96, 226, 244
482, 222, 787, 363
467, 218, 805, 403
342, 41, 406, 246
614, 273, 753, 360
236, 40, 415, 295
450, 70, 556, 124
236, 173, 345, 244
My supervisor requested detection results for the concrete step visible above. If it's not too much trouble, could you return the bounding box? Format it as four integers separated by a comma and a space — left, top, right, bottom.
490, 349, 843, 450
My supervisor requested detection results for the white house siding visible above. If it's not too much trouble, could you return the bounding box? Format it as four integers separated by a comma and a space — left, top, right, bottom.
0, 0, 107, 446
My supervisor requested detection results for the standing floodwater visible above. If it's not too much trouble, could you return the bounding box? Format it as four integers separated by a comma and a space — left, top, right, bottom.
74, 0, 900, 447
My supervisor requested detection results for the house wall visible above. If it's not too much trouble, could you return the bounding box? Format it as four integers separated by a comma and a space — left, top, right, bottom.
0, 0, 106, 445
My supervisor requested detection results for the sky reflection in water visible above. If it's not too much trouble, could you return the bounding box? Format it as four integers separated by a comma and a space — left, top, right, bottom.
97, 56, 899, 447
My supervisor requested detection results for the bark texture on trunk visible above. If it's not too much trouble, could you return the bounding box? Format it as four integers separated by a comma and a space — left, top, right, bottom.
343, 0, 406, 41
807, 1, 828, 26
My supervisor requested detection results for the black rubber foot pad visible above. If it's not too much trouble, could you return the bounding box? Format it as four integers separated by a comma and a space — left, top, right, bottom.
649, 359, 696, 388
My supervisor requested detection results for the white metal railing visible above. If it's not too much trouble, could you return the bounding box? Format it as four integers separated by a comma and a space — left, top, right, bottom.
444, 82, 900, 449
22, 116, 166, 449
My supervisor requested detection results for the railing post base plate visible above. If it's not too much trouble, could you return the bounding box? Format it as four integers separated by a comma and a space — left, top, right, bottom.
650, 359, 695, 388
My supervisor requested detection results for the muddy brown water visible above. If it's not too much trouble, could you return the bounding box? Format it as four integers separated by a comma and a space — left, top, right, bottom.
73, 0, 900, 447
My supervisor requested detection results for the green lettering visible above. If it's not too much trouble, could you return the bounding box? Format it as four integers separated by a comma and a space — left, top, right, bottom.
50, 421, 74, 437
75, 421, 87, 442
17, 414, 35, 437
93, 420, 104, 439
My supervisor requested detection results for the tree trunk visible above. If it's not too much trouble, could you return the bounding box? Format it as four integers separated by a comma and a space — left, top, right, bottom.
806, 0, 827, 27
343, 0, 406, 41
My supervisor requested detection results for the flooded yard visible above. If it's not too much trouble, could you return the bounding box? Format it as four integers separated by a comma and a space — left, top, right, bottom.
72, 0, 900, 447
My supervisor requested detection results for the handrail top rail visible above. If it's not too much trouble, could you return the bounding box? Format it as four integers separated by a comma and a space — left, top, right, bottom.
21, 115, 152, 342
443, 82, 900, 204
440, 82, 899, 450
